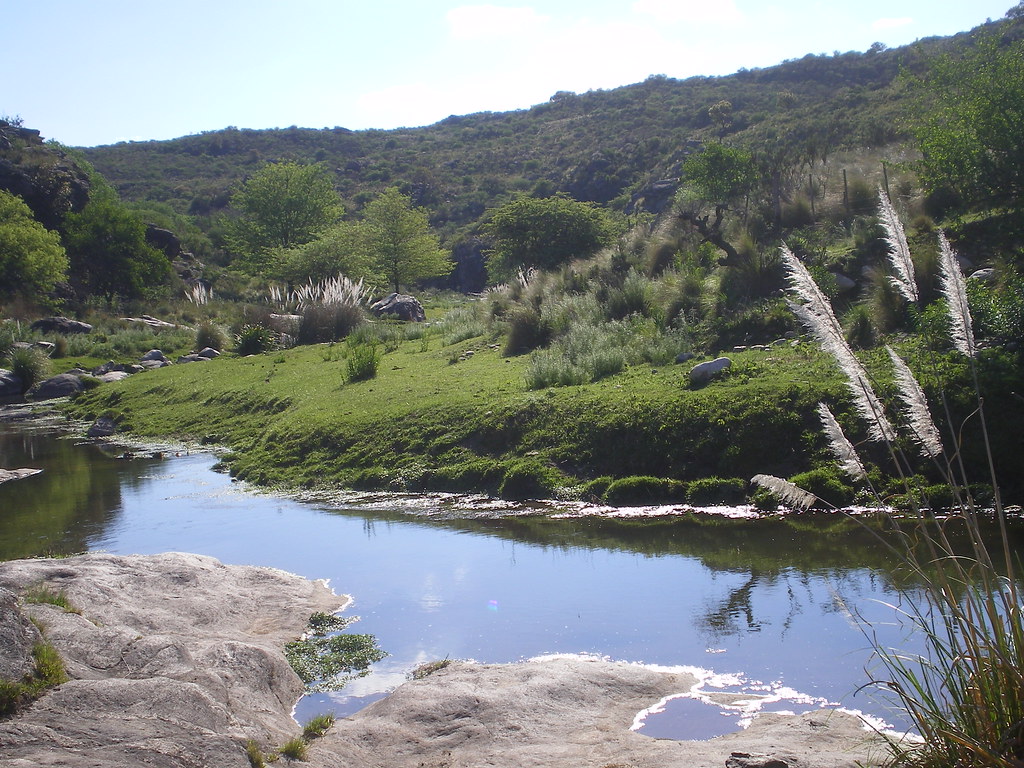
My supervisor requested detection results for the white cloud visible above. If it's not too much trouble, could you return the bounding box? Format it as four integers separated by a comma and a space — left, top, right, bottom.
872, 17, 914, 30
632, 0, 743, 24
446, 5, 550, 41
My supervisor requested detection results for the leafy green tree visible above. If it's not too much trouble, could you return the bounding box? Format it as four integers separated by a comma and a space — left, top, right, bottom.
911, 32, 1024, 209
275, 222, 376, 286
227, 161, 341, 273
0, 190, 68, 300
360, 187, 450, 293
62, 199, 171, 302
486, 194, 616, 277
677, 143, 758, 265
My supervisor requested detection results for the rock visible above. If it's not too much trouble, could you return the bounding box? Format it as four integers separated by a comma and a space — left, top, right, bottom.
144, 224, 184, 258
86, 416, 117, 438
30, 316, 93, 335
140, 349, 169, 362
33, 340, 56, 354
0, 467, 43, 484
268, 313, 302, 334
727, 752, 793, 768
138, 359, 170, 370
122, 315, 176, 329
689, 356, 732, 385
0, 368, 23, 399
969, 268, 997, 283
94, 371, 130, 383
831, 272, 857, 293
0, 587, 43, 681
196, 347, 220, 359
675, 352, 695, 364
27, 373, 85, 401
0, 553, 344, 768
176, 353, 210, 364
370, 293, 427, 322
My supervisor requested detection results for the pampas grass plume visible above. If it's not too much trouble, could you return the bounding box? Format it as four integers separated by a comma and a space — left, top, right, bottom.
886, 346, 944, 459
817, 403, 867, 480
877, 188, 919, 303
751, 474, 817, 510
937, 232, 976, 358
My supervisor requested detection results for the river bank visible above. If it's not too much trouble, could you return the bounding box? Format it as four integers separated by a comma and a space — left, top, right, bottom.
0, 552, 899, 768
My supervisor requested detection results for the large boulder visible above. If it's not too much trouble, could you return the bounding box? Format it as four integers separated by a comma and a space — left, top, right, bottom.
27, 373, 85, 401
30, 316, 93, 335
0, 368, 23, 400
689, 356, 732, 386
370, 293, 427, 322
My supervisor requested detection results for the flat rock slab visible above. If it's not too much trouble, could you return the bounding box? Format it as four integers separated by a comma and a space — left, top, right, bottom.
0, 552, 345, 768
0, 467, 43, 484
313, 657, 894, 768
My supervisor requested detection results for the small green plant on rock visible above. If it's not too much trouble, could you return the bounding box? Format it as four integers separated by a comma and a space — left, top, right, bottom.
277, 737, 308, 761
301, 713, 335, 739
22, 584, 80, 614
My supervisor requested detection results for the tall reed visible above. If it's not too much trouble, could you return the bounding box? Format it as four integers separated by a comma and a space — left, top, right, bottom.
755, 194, 1021, 768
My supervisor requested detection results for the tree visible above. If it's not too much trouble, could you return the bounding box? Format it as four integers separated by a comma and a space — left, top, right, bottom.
0, 190, 68, 300
911, 32, 1024, 209
360, 187, 450, 294
227, 161, 341, 273
62, 199, 171, 302
275, 221, 376, 286
486, 194, 616, 277
677, 143, 758, 265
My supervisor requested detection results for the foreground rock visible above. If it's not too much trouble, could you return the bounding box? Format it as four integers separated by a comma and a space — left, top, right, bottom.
0, 554, 895, 768
0, 552, 344, 768
315, 657, 893, 768
0, 467, 43, 484
370, 292, 427, 322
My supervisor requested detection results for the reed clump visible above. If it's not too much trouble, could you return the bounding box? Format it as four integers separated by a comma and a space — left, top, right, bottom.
755, 190, 1021, 768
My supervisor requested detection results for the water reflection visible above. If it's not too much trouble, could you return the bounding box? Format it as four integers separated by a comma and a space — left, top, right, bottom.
2, 418, 1019, 738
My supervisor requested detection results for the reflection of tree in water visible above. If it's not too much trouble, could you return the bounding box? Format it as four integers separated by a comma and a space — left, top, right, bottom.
0, 427, 144, 560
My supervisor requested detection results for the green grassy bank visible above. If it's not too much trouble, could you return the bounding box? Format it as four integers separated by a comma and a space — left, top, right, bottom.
65, 334, 857, 503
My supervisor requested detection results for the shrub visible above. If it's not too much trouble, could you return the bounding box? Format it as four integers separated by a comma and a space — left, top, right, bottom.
685, 477, 746, 505
498, 459, 561, 500
51, 335, 68, 358
603, 476, 685, 505
234, 324, 277, 355
298, 303, 365, 344
195, 320, 230, 351
8, 346, 50, 393
244, 740, 266, 768
345, 343, 379, 383
788, 468, 853, 508
503, 305, 550, 356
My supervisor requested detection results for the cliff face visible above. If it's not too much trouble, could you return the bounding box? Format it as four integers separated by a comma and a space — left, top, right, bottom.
0, 120, 91, 230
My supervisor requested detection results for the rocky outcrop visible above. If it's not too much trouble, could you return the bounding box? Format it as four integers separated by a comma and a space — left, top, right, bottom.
0, 467, 43, 484
29, 316, 93, 335
0, 553, 895, 768
370, 293, 427, 322
26, 373, 85, 401
0, 120, 91, 230
0, 553, 344, 768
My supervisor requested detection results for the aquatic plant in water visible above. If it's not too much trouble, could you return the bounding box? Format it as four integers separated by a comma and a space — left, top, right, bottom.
755, 195, 1022, 768
284, 611, 387, 693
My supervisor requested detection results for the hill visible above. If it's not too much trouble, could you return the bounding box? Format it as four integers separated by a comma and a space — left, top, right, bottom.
78, 21, 995, 240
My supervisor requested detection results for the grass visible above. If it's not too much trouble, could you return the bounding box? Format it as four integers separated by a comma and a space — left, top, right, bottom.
277, 737, 308, 761
0, 642, 69, 717
22, 584, 81, 614
301, 713, 335, 739
64, 332, 859, 499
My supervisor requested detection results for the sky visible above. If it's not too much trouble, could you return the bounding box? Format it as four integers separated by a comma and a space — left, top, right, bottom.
2, 0, 1017, 147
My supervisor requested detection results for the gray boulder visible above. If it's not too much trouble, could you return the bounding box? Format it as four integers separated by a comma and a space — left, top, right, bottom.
196, 347, 220, 359
689, 356, 732, 385
0, 368, 23, 399
27, 373, 85, 401
830, 272, 857, 293
969, 268, 997, 283
87, 416, 117, 438
176, 353, 210, 364
94, 371, 130, 383
30, 316, 93, 335
140, 349, 169, 363
674, 352, 695, 364
371, 293, 427, 322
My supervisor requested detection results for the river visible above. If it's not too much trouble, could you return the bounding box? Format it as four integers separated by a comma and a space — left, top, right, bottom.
3, 413, 999, 739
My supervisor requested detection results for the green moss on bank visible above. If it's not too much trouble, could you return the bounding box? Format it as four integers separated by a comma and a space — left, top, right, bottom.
65, 338, 851, 499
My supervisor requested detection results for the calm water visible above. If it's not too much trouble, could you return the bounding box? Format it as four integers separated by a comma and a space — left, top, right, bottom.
1, 415, 990, 737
